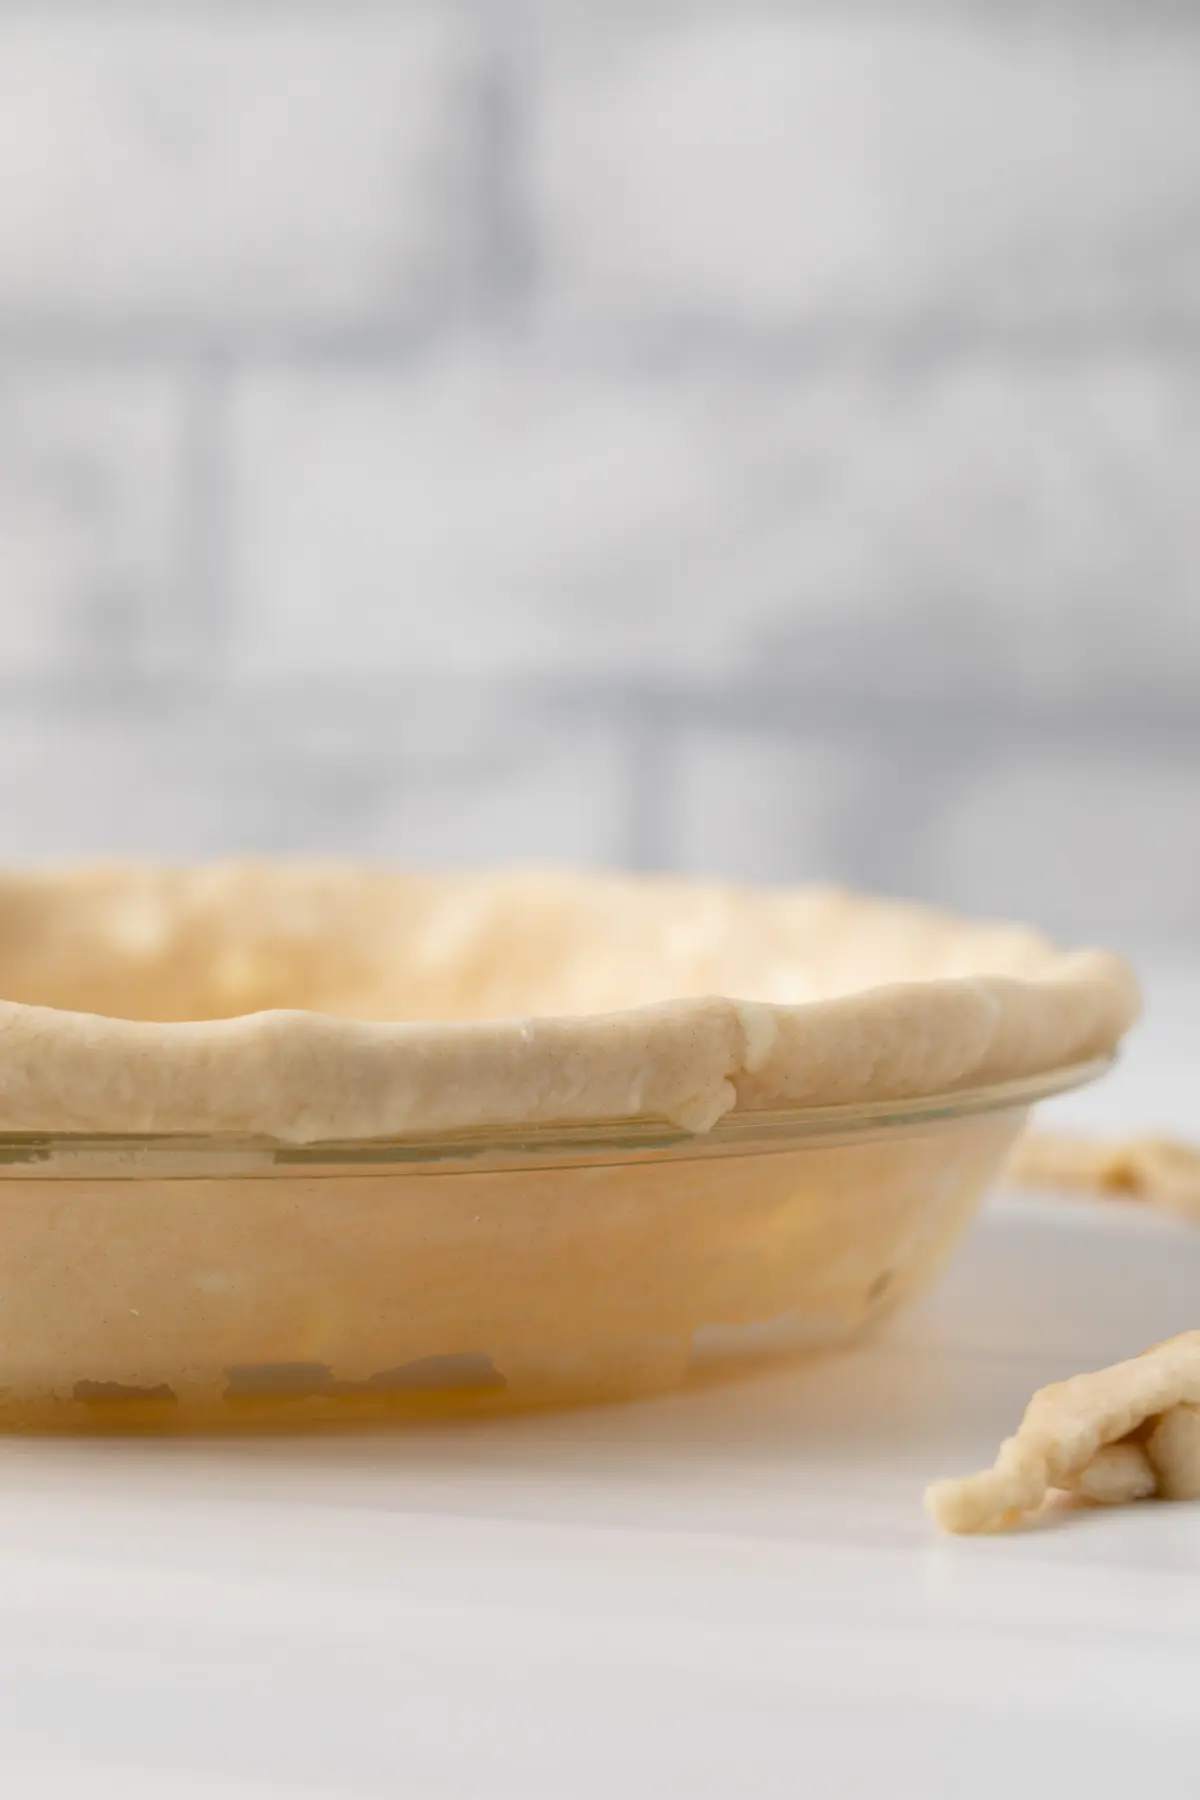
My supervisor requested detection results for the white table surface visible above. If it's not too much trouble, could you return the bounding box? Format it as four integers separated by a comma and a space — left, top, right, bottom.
1, 965, 1197, 1799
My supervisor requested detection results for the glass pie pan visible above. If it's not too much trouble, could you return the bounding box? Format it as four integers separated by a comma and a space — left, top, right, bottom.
0, 1058, 1106, 1431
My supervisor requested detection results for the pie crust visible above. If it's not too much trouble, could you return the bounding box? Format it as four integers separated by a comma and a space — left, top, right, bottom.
0, 864, 1139, 1143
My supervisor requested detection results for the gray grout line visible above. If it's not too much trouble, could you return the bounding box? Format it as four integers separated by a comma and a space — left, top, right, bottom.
0, 320, 451, 369
536, 677, 1200, 756
622, 698, 676, 873
0, 0, 1191, 18
530, 0, 1200, 49
537, 0, 1200, 21
3, 320, 1200, 371
6, 677, 1194, 760
0, 0, 483, 17
174, 355, 236, 684
2, 673, 1200, 734
468, 0, 539, 333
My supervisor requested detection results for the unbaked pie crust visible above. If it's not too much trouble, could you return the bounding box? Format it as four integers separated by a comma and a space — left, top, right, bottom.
0, 863, 1139, 1142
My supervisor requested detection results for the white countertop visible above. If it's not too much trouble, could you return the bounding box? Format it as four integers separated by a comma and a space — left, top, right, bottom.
1, 966, 1197, 1799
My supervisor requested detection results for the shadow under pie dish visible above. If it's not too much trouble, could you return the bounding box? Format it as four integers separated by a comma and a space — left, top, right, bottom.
0, 864, 1138, 1428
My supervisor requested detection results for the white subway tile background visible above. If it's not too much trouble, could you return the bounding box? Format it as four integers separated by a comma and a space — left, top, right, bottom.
2, 0, 1198, 952
529, 8, 1200, 333
0, 7, 478, 330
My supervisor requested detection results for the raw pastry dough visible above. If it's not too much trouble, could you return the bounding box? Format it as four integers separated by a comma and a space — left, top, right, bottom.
926, 1333, 1200, 1533
0, 864, 1138, 1143
1010, 1132, 1200, 1223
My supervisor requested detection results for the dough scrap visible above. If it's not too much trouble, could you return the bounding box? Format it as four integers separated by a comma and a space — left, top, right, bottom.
1069, 1440, 1158, 1505
1147, 1403, 1200, 1502
1009, 1132, 1200, 1224
926, 1333, 1200, 1533
0, 864, 1139, 1142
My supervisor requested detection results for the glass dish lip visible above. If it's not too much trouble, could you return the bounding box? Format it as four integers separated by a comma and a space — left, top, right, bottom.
0, 1055, 1112, 1179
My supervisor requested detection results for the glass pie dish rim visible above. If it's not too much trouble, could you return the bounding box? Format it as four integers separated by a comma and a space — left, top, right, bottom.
0, 1054, 1112, 1179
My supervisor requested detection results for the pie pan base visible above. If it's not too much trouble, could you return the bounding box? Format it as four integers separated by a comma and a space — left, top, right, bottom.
0, 1060, 1106, 1431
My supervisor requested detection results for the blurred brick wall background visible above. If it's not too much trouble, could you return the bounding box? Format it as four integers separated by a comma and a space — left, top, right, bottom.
1, 0, 1198, 951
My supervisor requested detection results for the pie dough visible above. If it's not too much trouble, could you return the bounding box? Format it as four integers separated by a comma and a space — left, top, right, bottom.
1009, 1131, 1200, 1223
926, 1333, 1200, 1532
0, 863, 1139, 1143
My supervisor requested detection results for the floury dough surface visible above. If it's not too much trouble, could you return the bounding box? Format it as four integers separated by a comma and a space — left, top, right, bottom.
0, 864, 1139, 1142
